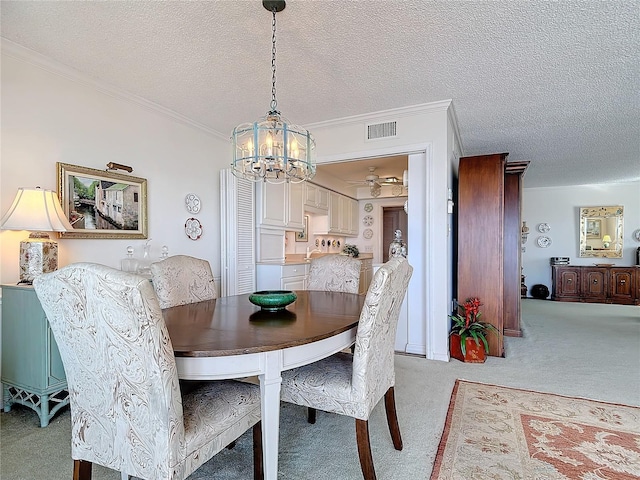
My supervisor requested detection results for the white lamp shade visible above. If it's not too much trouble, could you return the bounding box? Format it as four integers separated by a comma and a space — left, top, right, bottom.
1, 187, 72, 232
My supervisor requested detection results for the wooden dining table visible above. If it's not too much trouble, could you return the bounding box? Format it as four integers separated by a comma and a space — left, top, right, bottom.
162, 290, 365, 479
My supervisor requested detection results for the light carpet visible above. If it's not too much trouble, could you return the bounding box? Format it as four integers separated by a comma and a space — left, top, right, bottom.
430, 379, 640, 480
2, 300, 639, 479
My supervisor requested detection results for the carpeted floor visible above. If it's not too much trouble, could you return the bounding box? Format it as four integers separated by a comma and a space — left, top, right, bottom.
430, 379, 640, 479
1, 299, 639, 479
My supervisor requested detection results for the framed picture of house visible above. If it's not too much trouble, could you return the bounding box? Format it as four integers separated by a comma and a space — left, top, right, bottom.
57, 162, 148, 239
586, 219, 601, 239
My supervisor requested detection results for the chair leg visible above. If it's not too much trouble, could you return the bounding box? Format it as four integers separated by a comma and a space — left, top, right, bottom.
355, 419, 377, 480
73, 460, 92, 480
307, 407, 317, 424
226, 440, 237, 449
253, 421, 264, 480
384, 387, 403, 451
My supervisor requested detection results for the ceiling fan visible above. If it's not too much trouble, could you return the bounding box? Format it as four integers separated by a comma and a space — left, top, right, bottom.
347, 167, 403, 197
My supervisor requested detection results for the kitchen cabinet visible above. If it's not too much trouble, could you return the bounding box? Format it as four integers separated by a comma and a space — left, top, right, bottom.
1, 284, 69, 427
327, 191, 358, 236
329, 191, 342, 233
304, 183, 329, 213
358, 258, 373, 295
349, 198, 359, 235
256, 181, 304, 231
256, 263, 310, 291
551, 265, 639, 305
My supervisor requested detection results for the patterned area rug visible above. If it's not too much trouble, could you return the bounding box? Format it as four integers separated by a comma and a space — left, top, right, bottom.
431, 380, 640, 479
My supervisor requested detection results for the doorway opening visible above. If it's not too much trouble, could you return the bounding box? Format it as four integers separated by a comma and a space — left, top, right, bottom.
382, 206, 408, 262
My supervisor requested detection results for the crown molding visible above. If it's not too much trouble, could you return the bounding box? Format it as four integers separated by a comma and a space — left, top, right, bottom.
1, 38, 227, 141
304, 99, 454, 130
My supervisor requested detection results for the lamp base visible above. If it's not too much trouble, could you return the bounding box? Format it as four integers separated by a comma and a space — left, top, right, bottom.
19, 237, 58, 283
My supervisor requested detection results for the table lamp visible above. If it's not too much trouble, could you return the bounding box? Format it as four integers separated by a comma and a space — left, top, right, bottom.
0, 187, 73, 284
602, 235, 612, 248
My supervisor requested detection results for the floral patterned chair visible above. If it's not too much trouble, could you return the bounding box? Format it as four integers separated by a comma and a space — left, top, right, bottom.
33, 263, 263, 480
150, 255, 217, 309
280, 257, 413, 480
306, 254, 360, 294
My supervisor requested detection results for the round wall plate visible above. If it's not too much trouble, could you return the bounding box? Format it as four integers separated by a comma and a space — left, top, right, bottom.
392, 185, 403, 196
633, 229, 640, 242
363, 215, 374, 226
185, 218, 203, 240
537, 223, 550, 233
364, 202, 373, 212
536, 235, 552, 248
185, 193, 201, 214
363, 228, 373, 239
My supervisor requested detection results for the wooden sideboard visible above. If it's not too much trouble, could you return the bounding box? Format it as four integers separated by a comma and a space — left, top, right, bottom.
551, 265, 639, 305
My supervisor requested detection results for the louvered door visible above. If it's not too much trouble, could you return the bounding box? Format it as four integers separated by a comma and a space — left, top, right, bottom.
220, 169, 256, 296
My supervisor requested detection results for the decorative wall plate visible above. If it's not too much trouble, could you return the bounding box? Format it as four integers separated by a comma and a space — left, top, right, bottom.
537, 223, 550, 233
404, 200, 408, 214
364, 202, 373, 212
363, 215, 374, 226
363, 228, 373, 239
392, 185, 403, 196
185, 193, 201, 214
185, 218, 203, 240
633, 229, 640, 242
536, 235, 552, 248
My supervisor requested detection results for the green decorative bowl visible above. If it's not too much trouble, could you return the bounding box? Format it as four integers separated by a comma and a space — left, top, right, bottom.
249, 290, 297, 311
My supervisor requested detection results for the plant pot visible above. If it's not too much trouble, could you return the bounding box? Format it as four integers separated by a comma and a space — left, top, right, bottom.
449, 333, 487, 363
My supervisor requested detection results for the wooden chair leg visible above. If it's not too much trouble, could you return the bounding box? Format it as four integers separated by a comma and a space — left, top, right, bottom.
73, 459, 92, 480
355, 419, 377, 480
253, 421, 264, 480
226, 440, 237, 450
307, 407, 317, 424
384, 387, 403, 451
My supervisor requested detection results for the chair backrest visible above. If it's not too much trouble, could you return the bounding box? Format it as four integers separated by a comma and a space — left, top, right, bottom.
307, 254, 361, 294
351, 257, 412, 410
150, 255, 217, 309
33, 263, 184, 479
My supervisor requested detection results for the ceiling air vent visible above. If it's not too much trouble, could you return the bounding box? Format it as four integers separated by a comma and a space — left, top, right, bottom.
366, 121, 397, 140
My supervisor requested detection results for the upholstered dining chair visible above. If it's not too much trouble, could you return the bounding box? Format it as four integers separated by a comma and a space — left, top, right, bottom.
150, 255, 217, 309
305, 253, 362, 423
280, 257, 413, 480
33, 263, 263, 480
306, 254, 361, 294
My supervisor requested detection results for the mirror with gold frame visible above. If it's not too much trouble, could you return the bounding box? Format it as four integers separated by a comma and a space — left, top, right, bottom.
579, 206, 623, 258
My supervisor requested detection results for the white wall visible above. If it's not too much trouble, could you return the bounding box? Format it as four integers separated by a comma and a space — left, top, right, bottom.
1, 44, 463, 361
522, 181, 640, 293
306, 102, 461, 360
1, 45, 229, 285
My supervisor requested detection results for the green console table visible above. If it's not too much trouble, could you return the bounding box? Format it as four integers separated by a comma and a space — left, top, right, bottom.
1, 284, 69, 427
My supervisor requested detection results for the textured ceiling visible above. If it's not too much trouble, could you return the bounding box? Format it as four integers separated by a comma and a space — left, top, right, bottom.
1, 0, 638, 188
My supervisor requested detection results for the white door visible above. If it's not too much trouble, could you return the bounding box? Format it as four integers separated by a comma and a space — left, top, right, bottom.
220, 169, 256, 296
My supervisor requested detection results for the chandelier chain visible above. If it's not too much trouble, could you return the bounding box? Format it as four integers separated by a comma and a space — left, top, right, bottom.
270, 8, 278, 112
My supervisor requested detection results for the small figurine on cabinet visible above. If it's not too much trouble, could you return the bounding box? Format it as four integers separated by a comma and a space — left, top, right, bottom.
389, 230, 407, 258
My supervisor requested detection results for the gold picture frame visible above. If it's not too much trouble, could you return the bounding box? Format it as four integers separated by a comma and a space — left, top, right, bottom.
57, 162, 148, 239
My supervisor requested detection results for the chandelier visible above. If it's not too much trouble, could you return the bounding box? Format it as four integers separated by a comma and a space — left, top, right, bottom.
231, 0, 316, 184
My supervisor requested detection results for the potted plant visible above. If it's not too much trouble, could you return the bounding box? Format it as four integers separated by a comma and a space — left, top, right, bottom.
449, 297, 499, 363
342, 244, 359, 258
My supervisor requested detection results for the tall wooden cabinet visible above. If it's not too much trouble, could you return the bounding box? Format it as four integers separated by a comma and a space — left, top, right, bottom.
457, 153, 529, 357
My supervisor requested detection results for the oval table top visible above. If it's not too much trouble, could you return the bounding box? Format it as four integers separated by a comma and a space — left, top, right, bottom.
163, 290, 365, 357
